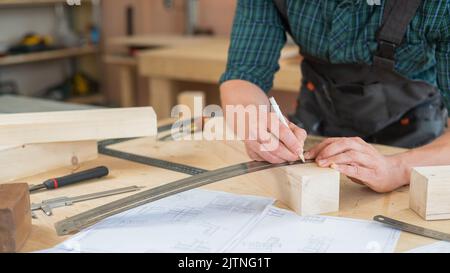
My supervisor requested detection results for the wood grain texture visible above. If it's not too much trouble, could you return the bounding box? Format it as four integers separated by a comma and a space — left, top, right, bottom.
0, 141, 98, 183
0, 183, 31, 253
9, 120, 449, 253
410, 166, 450, 220
0, 107, 157, 145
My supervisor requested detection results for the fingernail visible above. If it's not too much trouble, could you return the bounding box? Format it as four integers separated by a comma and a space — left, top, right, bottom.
330, 163, 339, 170
318, 160, 327, 166
304, 151, 311, 159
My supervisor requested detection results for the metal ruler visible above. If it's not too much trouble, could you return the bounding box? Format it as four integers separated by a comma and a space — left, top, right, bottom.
97, 118, 207, 176
98, 147, 207, 175
32, 186, 142, 217
55, 159, 314, 235
374, 215, 450, 242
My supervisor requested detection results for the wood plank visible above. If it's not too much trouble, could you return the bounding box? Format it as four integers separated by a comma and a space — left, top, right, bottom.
410, 166, 450, 220
0, 107, 157, 145
0, 141, 98, 183
0, 183, 31, 253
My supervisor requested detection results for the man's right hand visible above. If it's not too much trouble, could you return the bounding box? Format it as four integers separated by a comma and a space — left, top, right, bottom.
220, 80, 307, 164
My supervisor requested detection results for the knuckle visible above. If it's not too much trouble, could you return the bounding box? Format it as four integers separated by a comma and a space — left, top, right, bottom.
347, 150, 358, 159
298, 128, 307, 138
342, 138, 353, 146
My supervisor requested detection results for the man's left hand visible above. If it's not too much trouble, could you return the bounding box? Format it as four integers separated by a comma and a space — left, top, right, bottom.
304, 137, 408, 193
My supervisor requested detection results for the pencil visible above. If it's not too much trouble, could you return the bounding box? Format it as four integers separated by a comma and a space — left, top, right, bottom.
269, 97, 305, 163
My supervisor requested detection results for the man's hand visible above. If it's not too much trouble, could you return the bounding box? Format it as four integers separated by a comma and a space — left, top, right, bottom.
220, 80, 307, 164
305, 137, 409, 193
244, 114, 307, 164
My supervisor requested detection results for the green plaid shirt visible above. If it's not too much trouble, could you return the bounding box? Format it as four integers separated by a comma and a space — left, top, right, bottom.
220, 0, 450, 111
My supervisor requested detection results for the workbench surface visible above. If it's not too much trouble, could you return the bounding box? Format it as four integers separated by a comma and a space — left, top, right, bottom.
16, 131, 450, 253
137, 37, 301, 93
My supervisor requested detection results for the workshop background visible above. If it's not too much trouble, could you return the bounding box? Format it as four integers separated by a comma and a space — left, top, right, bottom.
0, 0, 300, 117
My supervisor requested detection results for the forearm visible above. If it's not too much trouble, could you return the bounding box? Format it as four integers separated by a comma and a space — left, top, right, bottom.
392, 121, 450, 184
220, 80, 269, 108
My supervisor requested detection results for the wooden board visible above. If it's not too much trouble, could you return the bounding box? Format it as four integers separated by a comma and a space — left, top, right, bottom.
410, 166, 450, 220
0, 141, 98, 183
0, 183, 31, 253
0, 107, 157, 145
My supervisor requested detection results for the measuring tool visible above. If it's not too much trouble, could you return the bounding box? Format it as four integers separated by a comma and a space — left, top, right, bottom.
55, 159, 314, 235
29, 166, 109, 193
374, 215, 450, 242
97, 118, 207, 176
32, 186, 142, 218
98, 146, 207, 176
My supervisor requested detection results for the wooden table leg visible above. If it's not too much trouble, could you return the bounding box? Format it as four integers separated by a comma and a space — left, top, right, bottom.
118, 66, 136, 107
148, 78, 177, 119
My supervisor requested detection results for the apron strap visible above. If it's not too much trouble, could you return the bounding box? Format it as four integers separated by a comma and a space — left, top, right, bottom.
374, 0, 422, 70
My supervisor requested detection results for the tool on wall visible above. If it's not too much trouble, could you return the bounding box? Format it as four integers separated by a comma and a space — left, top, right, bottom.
29, 166, 109, 193
55, 159, 314, 235
32, 186, 142, 218
374, 215, 450, 242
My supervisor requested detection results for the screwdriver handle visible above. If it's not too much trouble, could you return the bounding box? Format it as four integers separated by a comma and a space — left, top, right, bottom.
43, 166, 109, 190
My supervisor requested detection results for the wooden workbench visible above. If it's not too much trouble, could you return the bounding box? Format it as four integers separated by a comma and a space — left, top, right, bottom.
137, 37, 301, 118
105, 35, 300, 116
13, 128, 450, 253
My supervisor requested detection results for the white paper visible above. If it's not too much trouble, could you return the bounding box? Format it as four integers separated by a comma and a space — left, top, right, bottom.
406, 241, 450, 253
56, 189, 275, 253
227, 207, 400, 253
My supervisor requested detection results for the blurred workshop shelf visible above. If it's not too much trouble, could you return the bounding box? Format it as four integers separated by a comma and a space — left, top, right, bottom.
65, 93, 105, 105
0, 45, 99, 66
0, 0, 91, 7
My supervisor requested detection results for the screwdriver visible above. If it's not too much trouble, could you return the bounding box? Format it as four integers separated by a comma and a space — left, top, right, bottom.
29, 166, 109, 193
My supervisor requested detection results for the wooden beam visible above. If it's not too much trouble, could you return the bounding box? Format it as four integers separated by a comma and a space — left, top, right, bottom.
0, 107, 157, 145
0, 141, 97, 183
410, 166, 450, 220
0, 183, 31, 253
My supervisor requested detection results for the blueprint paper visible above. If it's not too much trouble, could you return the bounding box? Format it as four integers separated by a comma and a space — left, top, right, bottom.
56, 189, 275, 253
228, 207, 400, 253
406, 241, 450, 253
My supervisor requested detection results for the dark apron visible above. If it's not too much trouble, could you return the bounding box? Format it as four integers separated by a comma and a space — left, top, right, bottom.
274, 0, 448, 148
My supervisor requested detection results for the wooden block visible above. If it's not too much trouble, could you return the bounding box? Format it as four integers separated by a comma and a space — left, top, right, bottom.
0, 107, 157, 145
0, 141, 97, 183
0, 183, 32, 252
410, 166, 450, 220
259, 164, 340, 215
